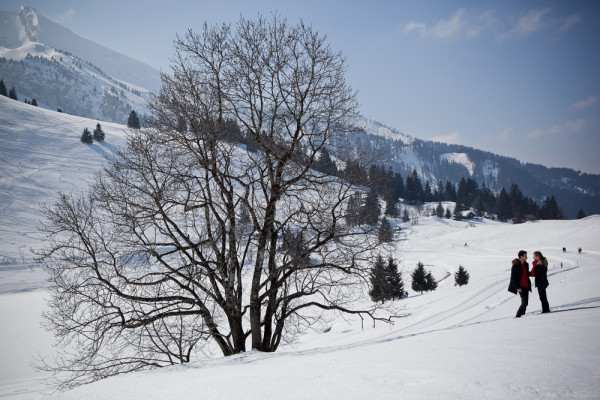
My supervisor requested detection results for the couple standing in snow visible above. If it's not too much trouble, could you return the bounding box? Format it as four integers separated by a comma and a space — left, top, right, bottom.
508, 250, 551, 318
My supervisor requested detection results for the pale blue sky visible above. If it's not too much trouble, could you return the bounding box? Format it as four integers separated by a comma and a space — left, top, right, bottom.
2, 0, 599, 174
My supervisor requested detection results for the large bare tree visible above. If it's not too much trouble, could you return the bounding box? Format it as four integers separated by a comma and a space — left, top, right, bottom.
36, 14, 394, 389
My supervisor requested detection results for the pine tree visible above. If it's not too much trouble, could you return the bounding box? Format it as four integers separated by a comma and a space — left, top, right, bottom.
425, 270, 438, 291
369, 255, 388, 302
80, 127, 93, 144
385, 257, 406, 300
453, 202, 463, 220
8, 86, 18, 100
444, 208, 452, 219
496, 188, 512, 221
0, 79, 7, 96
31, 98, 38, 106
345, 192, 362, 227
314, 147, 337, 176
127, 110, 141, 129
378, 217, 393, 243
576, 209, 586, 219
411, 262, 428, 294
384, 197, 399, 218
454, 265, 470, 286
93, 123, 105, 142
360, 190, 380, 226
436, 202, 444, 218
402, 207, 410, 223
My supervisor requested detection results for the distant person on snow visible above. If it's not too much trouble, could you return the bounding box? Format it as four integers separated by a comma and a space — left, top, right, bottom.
531, 251, 551, 313
563, 247, 566, 253
508, 250, 531, 318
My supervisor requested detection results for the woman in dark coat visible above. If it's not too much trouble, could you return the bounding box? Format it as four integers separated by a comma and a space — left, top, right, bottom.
508, 250, 531, 318
531, 250, 550, 313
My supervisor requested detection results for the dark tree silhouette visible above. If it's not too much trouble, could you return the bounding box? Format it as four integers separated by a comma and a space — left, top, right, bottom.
0, 79, 7, 96
36, 15, 393, 389
385, 257, 406, 300
378, 217, 393, 243
8, 86, 18, 100
127, 110, 141, 129
80, 127, 93, 144
369, 255, 388, 302
411, 262, 428, 294
93, 123, 105, 142
454, 265, 470, 286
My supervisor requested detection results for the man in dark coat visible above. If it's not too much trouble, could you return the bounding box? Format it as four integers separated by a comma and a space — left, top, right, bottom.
508, 250, 531, 318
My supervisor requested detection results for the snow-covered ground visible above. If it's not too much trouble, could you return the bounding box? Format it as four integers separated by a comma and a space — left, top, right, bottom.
1, 96, 599, 399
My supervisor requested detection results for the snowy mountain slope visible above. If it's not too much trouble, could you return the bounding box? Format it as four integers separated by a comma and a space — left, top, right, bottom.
1, 4, 597, 218
0, 5, 161, 92
0, 92, 599, 399
0, 95, 128, 264
355, 125, 600, 218
0, 49, 151, 124
0, 5, 153, 124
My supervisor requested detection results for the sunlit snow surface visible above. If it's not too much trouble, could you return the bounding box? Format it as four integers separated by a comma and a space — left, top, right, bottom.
1, 96, 599, 399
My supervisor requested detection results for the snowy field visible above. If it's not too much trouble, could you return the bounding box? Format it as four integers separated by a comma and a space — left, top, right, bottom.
1, 96, 599, 399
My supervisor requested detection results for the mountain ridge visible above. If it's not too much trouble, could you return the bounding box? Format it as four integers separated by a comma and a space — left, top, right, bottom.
1, 4, 597, 218
0, 5, 161, 91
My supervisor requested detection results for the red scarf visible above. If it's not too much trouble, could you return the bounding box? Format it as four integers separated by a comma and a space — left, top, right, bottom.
531, 260, 537, 277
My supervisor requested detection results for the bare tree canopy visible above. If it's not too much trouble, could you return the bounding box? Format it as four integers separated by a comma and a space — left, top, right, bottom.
36, 14, 393, 389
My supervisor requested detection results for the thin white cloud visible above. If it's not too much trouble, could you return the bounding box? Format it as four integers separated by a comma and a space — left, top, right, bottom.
525, 119, 586, 139
404, 22, 427, 36
406, 7, 581, 41
560, 13, 582, 32
430, 132, 461, 145
570, 96, 597, 111
430, 9, 468, 39
495, 128, 512, 142
405, 9, 496, 40
508, 8, 552, 37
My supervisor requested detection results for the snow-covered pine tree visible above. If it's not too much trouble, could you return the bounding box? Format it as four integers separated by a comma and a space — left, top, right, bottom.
31, 98, 38, 106
93, 123, 105, 142
454, 265, 470, 286
0, 79, 7, 96
411, 262, 428, 294
369, 255, 388, 302
378, 217, 393, 243
80, 127, 93, 144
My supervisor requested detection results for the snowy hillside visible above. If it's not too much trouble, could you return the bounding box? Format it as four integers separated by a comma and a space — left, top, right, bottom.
0, 95, 128, 265
1, 4, 597, 218
0, 93, 599, 399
